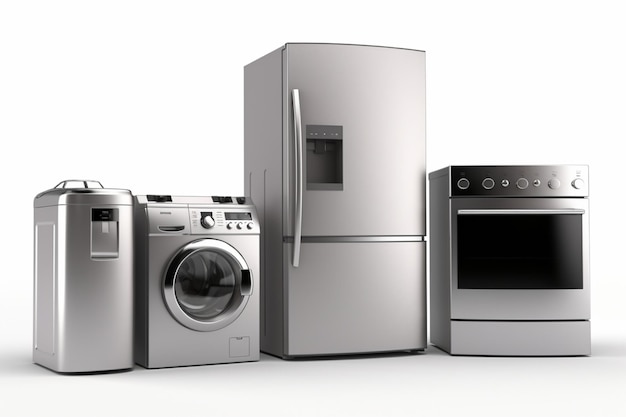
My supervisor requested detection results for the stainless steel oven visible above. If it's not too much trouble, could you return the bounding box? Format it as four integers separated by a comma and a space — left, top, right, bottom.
429, 165, 590, 356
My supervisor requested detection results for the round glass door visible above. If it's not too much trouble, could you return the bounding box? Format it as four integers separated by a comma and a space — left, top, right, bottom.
164, 239, 252, 331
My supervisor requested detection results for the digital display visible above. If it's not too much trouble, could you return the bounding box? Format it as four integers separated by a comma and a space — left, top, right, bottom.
92, 208, 118, 221
225, 212, 252, 221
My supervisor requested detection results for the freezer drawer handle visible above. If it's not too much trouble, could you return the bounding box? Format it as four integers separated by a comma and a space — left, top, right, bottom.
292, 88, 304, 267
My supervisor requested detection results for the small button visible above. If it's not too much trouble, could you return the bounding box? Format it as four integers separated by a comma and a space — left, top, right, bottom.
482, 178, 495, 190
516, 178, 529, 190
548, 178, 561, 189
457, 178, 470, 190
533, 179, 541, 187
501, 179, 510, 187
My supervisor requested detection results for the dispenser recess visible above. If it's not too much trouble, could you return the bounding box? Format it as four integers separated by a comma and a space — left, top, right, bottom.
306, 124, 343, 190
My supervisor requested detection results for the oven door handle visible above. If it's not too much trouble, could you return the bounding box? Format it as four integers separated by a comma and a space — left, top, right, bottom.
457, 209, 586, 215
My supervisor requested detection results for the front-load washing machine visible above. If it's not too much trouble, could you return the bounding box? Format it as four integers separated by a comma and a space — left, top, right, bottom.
134, 195, 260, 368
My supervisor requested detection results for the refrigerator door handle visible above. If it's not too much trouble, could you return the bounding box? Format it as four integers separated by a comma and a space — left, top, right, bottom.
292, 89, 303, 267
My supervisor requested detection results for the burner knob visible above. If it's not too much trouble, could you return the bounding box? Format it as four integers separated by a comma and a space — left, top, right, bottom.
200, 215, 215, 229
482, 177, 495, 190
571, 178, 585, 189
457, 178, 470, 190
516, 178, 529, 190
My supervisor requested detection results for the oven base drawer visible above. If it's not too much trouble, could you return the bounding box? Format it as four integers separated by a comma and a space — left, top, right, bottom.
441, 320, 590, 356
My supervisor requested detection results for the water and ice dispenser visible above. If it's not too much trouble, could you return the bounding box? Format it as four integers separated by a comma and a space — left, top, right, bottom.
306, 124, 343, 190
33, 180, 133, 373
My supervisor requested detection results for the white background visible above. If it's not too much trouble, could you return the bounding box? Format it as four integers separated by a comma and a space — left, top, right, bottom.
1, 1, 625, 416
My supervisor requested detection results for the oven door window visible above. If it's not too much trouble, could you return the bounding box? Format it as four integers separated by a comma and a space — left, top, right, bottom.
457, 212, 583, 289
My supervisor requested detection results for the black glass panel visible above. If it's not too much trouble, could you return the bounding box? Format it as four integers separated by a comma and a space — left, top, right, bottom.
457, 214, 583, 289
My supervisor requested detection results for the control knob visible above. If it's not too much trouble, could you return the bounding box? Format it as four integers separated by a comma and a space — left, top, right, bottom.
516, 178, 529, 190
200, 214, 215, 229
457, 178, 470, 190
482, 177, 495, 190
571, 178, 585, 190
548, 178, 561, 189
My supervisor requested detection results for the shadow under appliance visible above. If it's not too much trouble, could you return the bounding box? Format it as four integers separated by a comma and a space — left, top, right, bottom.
33, 180, 134, 373
245, 43, 427, 358
134, 195, 260, 368
429, 165, 590, 356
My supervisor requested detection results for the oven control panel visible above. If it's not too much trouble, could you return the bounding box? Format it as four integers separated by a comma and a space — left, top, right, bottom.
446, 165, 588, 197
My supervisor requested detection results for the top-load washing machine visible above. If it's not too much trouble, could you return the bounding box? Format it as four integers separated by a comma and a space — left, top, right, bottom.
33, 180, 134, 373
133, 195, 260, 368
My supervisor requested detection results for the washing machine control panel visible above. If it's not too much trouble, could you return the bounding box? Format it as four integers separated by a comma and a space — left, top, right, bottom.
139, 195, 259, 235
189, 207, 258, 235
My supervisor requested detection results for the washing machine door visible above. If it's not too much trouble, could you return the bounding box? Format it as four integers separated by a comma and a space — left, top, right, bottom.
163, 239, 253, 332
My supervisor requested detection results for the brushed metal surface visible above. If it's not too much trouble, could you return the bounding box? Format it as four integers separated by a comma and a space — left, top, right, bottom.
133, 197, 260, 368
34, 222, 55, 355
429, 166, 591, 356
285, 241, 426, 356
449, 321, 591, 356
33, 187, 134, 373
245, 44, 427, 358
283, 43, 426, 238
245, 46, 285, 356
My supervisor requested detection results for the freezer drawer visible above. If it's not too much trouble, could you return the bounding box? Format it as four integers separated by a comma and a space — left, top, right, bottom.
284, 240, 426, 356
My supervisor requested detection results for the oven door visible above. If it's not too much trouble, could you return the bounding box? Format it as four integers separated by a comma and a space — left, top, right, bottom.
450, 198, 589, 320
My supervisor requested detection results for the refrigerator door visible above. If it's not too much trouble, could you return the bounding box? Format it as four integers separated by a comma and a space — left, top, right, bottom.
283, 43, 426, 238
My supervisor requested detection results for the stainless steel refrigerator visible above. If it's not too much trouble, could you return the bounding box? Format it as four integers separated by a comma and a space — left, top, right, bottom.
244, 43, 426, 358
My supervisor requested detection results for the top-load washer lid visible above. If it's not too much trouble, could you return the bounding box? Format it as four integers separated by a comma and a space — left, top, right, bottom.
34, 179, 133, 208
